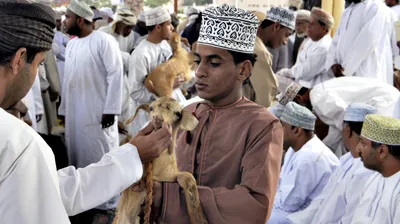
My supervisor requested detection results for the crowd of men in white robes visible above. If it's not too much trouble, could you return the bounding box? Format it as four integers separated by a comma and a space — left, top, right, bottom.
1, 0, 400, 223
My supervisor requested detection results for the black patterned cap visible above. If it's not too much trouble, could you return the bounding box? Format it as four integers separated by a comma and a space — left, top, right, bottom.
198, 4, 259, 54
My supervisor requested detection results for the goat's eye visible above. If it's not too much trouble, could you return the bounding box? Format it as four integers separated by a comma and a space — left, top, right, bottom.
149, 106, 153, 111
175, 111, 182, 119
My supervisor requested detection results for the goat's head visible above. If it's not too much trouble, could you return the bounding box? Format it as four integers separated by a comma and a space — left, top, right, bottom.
126, 97, 198, 131
168, 32, 181, 49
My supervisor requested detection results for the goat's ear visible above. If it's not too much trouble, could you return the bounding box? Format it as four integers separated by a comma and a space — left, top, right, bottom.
125, 104, 150, 125
179, 110, 198, 131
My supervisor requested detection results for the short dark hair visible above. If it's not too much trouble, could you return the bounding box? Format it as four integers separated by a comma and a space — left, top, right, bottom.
371, 142, 400, 160
227, 51, 257, 85
291, 125, 313, 135
0, 47, 43, 65
227, 51, 257, 67
260, 19, 280, 29
343, 121, 364, 136
297, 87, 309, 96
147, 21, 168, 32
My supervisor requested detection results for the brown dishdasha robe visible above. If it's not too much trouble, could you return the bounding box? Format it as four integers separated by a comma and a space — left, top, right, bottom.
158, 97, 283, 223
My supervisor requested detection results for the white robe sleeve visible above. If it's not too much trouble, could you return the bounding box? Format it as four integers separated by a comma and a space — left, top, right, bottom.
273, 162, 320, 212
101, 38, 123, 115
58, 45, 70, 116
58, 144, 143, 216
393, 196, 400, 223
340, 167, 372, 224
325, 22, 341, 70
128, 51, 155, 104
292, 46, 328, 81
0, 129, 70, 224
341, 4, 387, 77
286, 185, 328, 224
32, 71, 44, 116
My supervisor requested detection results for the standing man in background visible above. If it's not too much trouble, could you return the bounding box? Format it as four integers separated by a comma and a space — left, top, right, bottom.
59, 0, 123, 222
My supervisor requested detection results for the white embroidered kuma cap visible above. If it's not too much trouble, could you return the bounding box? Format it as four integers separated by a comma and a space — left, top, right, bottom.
266, 7, 296, 30
198, 4, 259, 54
145, 6, 171, 26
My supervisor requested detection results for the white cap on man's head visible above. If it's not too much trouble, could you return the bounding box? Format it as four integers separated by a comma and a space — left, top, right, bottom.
100, 7, 114, 19
145, 7, 171, 26
67, 0, 94, 22
266, 7, 296, 30
198, 4, 259, 54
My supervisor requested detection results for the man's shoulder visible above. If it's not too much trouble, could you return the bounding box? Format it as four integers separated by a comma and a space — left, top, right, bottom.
98, 25, 112, 34
0, 109, 39, 165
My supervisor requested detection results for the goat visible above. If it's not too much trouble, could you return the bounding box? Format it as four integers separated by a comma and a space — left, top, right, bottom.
144, 33, 195, 98
113, 97, 208, 224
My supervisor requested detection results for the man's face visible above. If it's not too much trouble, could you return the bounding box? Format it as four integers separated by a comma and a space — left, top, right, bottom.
64, 10, 81, 36
356, 136, 380, 171
1, 50, 46, 109
259, 22, 293, 49
341, 123, 361, 158
271, 24, 293, 49
193, 45, 245, 103
307, 16, 326, 41
282, 121, 294, 150
160, 20, 173, 40
295, 20, 309, 38
117, 22, 134, 37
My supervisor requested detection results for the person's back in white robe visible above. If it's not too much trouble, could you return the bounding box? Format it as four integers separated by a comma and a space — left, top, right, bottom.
59, 31, 124, 211
287, 153, 375, 224
310, 77, 400, 157
128, 39, 186, 136
325, 0, 397, 84
267, 136, 340, 223
351, 171, 400, 224
0, 108, 143, 224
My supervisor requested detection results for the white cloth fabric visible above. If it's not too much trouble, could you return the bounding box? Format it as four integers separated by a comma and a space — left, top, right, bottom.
59, 31, 123, 170
310, 77, 400, 156
128, 39, 186, 136
0, 108, 143, 224
391, 5, 400, 19
351, 171, 400, 224
325, 0, 397, 85
99, 25, 136, 53
292, 35, 332, 88
24, 72, 44, 131
53, 31, 70, 90
394, 96, 400, 118
267, 136, 340, 223
287, 153, 374, 224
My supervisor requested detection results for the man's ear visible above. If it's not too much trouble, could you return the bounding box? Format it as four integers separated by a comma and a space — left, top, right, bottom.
378, 144, 390, 160
237, 60, 252, 82
179, 110, 198, 131
273, 22, 281, 32
343, 123, 351, 138
10, 48, 27, 76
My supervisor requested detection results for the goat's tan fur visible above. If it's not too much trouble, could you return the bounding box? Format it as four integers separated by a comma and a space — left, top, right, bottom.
113, 97, 208, 224
144, 33, 195, 98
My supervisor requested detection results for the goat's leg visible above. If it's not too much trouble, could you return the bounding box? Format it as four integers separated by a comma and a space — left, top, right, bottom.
177, 172, 208, 224
113, 188, 146, 224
